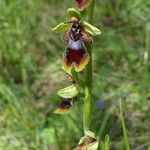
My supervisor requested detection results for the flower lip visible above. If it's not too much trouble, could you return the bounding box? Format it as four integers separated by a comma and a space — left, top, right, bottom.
69, 39, 83, 50
63, 39, 90, 72
54, 98, 74, 114
59, 98, 72, 109
62, 17, 92, 72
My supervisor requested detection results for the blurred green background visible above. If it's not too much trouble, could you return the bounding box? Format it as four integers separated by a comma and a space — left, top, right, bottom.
0, 0, 150, 149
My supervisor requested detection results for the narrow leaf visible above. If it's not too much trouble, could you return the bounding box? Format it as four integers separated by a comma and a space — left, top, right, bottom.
98, 138, 104, 150
119, 100, 130, 150
104, 135, 110, 150
83, 21, 101, 35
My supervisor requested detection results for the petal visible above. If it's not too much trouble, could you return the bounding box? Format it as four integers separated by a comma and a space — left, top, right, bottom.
54, 99, 73, 115
81, 32, 93, 44
62, 40, 90, 72
75, 0, 93, 11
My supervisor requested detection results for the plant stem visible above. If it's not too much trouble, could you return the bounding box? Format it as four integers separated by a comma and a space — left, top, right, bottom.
83, 0, 95, 134
86, 0, 95, 90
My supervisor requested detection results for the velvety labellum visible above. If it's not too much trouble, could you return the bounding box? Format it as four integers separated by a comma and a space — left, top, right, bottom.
63, 39, 90, 72
54, 99, 73, 114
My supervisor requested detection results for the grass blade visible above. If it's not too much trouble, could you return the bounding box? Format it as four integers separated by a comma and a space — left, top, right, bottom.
119, 99, 130, 150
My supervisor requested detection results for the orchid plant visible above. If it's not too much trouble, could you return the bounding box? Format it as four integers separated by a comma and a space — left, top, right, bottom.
52, 0, 110, 149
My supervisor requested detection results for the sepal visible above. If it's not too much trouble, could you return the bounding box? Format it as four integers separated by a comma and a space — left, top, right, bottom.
74, 131, 98, 150
83, 21, 101, 35
51, 23, 71, 33
67, 8, 81, 19
57, 84, 79, 98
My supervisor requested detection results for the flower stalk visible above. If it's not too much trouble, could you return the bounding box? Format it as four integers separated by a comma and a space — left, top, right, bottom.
52, 0, 101, 149
83, 0, 95, 134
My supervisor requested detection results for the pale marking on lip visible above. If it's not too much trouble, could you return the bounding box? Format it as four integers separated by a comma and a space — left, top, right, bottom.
68, 40, 84, 50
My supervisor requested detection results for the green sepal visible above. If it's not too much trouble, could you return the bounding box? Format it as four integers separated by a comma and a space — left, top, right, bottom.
57, 84, 79, 98
51, 23, 71, 33
77, 132, 98, 150
67, 8, 81, 19
83, 21, 101, 35
85, 131, 96, 139
87, 142, 98, 150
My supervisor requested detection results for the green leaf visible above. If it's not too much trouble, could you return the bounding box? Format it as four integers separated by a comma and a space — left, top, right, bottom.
119, 100, 130, 150
83, 21, 101, 35
67, 8, 81, 19
98, 138, 104, 150
51, 23, 71, 33
104, 135, 110, 150
40, 128, 55, 144
57, 84, 79, 98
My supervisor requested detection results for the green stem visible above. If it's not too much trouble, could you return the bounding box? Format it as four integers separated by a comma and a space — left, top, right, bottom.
83, 0, 95, 134
86, 0, 95, 89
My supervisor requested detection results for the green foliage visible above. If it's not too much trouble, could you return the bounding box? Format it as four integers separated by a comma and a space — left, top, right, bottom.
98, 135, 110, 150
119, 100, 130, 150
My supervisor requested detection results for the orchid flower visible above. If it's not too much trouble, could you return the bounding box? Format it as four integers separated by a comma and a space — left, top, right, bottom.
54, 98, 74, 114
63, 17, 92, 72
75, 0, 93, 11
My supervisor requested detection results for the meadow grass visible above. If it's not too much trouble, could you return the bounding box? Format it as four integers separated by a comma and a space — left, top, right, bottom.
0, 0, 150, 149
